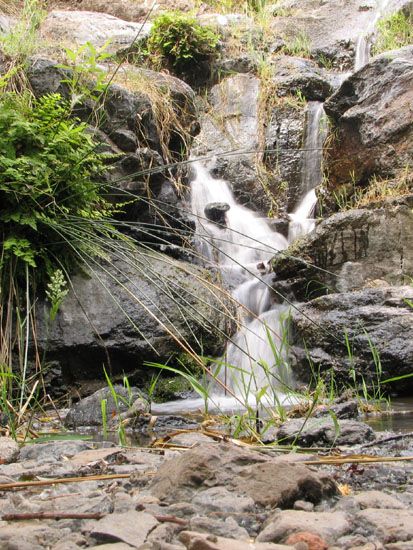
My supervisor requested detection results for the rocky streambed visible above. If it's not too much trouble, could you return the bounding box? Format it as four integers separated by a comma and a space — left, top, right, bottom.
0, 410, 412, 550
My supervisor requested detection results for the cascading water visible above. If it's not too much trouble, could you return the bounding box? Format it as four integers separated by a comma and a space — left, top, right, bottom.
354, 0, 391, 71
288, 102, 328, 242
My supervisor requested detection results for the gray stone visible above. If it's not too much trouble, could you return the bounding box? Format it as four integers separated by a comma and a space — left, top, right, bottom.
272, 200, 413, 300
204, 202, 230, 225
277, 417, 375, 447
289, 286, 413, 393
0, 438, 19, 464
192, 487, 255, 514
179, 531, 293, 550
293, 500, 314, 512
41, 10, 152, 54
87, 510, 158, 547
36, 252, 230, 380
324, 46, 413, 188
19, 440, 95, 462
189, 516, 250, 540
64, 386, 147, 428
257, 510, 351, 543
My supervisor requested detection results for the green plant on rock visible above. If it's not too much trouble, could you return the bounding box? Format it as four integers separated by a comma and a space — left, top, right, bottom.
372, 10, 413, 55
0, 90, 116, 431
143, 12, 219, 74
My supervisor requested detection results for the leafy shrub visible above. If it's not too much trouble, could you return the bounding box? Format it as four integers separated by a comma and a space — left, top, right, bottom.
372, 11, 413, 55
0, 92, 113, 286
144, 12, 219, 73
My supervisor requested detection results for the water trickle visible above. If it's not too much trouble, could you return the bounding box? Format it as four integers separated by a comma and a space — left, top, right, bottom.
354, 0, 392, 71
288, 102, 328, 242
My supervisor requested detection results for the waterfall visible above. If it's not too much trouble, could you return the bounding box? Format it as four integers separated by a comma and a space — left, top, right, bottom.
354, 0, 392, 71
288, 102, 328, 242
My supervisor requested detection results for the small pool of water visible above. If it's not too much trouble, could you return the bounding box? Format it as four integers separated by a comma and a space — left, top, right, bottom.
363, 397, 413, 433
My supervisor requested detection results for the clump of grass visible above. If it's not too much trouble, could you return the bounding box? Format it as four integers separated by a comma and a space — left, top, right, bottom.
372, 10, 413, 55
139, 12, 219, 75
333, 168, 412, 211
281, 30, 312, 58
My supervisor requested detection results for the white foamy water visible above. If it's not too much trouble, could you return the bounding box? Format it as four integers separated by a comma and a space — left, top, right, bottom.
354, 0, 392, 71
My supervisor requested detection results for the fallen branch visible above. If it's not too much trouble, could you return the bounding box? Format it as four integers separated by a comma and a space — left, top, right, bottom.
0, 473, 131, 492
302, 455, 413, 465
361, 432, 413, 448
2, 512, 104, 521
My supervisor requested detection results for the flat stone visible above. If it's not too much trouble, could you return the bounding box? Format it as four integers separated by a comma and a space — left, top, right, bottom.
354, 491, 407, 510
257, 511, 351, 543
192, 487, 255, 514
356, 509, 413, 543
179, 531, 293, 550
87, 511, 158, 548
0, 437, 19, 464
189, 516, 250, 540
277, 416, 375, 447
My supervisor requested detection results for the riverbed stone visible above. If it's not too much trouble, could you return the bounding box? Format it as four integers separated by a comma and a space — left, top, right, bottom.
87, 510, 158, 547
277, 417, 375, 447
0, 437, 19, 464
353, 490, 407, 510
257, 510, 351, 544
356, 508, 413, 543
149, 442, 338, 508
189, 516, 250, 541
179, 531, 293, 550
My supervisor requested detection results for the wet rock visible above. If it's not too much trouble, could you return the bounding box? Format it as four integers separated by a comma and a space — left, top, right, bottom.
277, 417, 375, 447
272, 200, 413, 300
192, 74, 265, 212
149, 443, 338, 508
264, 100, 306, 213
325, 46, 413, 188
270, 56, 333, 101
36, 252, 230, 380
87, 510, 158, 547
257, 510, 351, 544
314, 400, 359, 420
179, 531, 293, 550
289, 286, 413, 393
41, 10, 152, 54
0, 437, 19, 464
204, 202, 230, 225
64, 386, 147, 428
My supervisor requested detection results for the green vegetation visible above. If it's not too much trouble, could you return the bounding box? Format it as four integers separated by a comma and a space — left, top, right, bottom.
281, 30, 312, 58
372, 10, 413, 55
142, 12, 219, 74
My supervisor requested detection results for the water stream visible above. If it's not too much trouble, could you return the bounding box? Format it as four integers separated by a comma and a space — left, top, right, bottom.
153, 102, 328, 414
354, 0, 392, 71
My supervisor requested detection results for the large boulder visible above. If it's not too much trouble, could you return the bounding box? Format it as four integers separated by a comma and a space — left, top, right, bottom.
324, 46, 413, 189
40, 10, 152, 54
289, 286, 413, 394
272, 198, 413, 301
36, 250, 231, 380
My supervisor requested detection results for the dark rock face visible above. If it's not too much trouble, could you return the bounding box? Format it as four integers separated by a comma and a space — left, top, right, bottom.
36, 252, 231, 381
204, 202, 230, 225
272, 199, 413, 301
324, 46, 413, 188
149, 443, 338, 507
289, 286, 413, 393
270, 56, 333, 101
